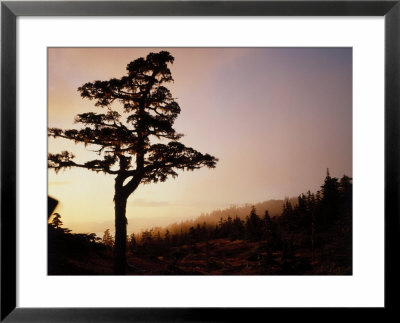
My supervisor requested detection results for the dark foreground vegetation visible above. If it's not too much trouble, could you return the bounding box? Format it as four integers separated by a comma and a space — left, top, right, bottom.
48, 171, 352, 275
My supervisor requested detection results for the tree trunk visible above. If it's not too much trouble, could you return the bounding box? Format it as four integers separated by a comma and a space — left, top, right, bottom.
114, 192, 128, 275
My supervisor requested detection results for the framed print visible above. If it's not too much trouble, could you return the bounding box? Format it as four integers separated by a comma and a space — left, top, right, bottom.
1, 0, 399, 321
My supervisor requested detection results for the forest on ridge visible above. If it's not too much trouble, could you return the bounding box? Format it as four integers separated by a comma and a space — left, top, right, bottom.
48, 170, 352, 275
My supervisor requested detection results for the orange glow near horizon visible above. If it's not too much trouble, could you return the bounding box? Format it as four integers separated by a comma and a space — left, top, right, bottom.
48, 48, 352, 235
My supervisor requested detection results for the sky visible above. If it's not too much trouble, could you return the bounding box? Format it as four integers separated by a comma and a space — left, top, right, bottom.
48, 47, 352, 235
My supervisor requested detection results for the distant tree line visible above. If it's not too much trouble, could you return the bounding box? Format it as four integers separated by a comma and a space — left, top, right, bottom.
119, 170, 352, 261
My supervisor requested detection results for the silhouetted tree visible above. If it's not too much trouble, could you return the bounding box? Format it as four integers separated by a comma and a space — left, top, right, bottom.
319, 168, 340, 228
245, 207, 263, 241
51, 212, 63, 229
102, 229, 114, 248
281, 199, 293, 219
48, 51, 218, 274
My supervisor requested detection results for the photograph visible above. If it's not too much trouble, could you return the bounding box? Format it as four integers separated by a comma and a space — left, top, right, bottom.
48, 47, 352, 276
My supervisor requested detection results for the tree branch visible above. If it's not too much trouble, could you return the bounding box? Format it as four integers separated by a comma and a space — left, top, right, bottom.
48, 151, 119, 175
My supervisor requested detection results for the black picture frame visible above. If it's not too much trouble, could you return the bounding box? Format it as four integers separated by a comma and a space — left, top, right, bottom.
1, 1, 399, 321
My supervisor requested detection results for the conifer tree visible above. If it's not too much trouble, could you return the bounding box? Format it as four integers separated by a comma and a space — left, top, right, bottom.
48, 51, 218, 274
246, 206, 263, 241
102, 229, 114, 248
320, 168, 340, 227
51, 212, 63, 229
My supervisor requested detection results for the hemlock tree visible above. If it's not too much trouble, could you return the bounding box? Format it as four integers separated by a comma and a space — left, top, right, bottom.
48, 51, 218, 274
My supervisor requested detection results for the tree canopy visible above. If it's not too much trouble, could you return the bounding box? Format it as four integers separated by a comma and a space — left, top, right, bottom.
49, 51, 217, 196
